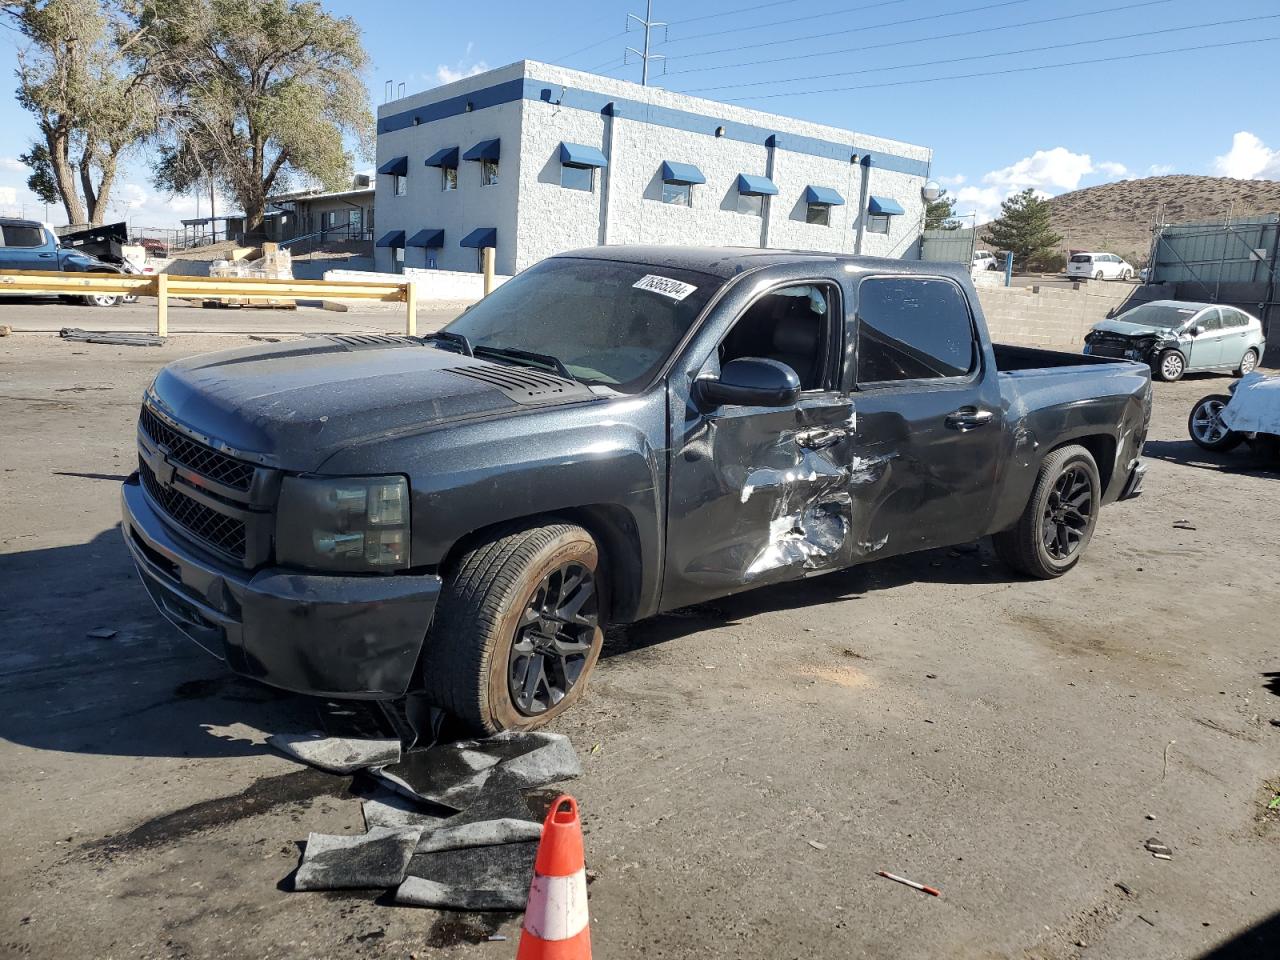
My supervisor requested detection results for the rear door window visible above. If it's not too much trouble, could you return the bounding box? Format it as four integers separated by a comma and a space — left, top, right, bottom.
2, 224, 44, 247
1222, 309, 1248, 328
855, 277, 977, 383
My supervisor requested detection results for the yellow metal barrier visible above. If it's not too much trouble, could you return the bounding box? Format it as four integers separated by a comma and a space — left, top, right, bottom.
0, 269, 418, 336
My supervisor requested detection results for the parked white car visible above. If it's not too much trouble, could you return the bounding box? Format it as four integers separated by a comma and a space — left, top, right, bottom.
972, 250, 999, 272
1067, 252, 1135, 281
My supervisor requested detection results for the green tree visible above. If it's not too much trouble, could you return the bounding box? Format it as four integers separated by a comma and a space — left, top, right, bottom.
6, 0, 158, 225
981, 188, 1063, 269
138, 0, 372, 233
924, 189, 959, 230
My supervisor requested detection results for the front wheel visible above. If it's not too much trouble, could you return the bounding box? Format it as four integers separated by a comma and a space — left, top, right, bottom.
1156, 349, 1185, 382
993, 445, 1100, 579
1188, 394, 1242, 452
1094, 271, 1105, 281
83, 294, 122, 307
419, 522, 605, 734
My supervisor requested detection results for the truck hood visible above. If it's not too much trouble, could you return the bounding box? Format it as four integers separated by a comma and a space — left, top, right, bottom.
147, 336, 595, 471
1091, 319, 1180, 338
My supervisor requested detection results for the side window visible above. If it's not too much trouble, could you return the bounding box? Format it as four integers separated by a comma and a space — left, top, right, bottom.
442, 167, 458, 191
2, 224, 44, 247
718, 283, 835, 392
867, 214, 891, 235
393, 174, 407, 197
1198, 309, 1222, 332
1222, 309, 1247, 328
856, 277, 976, 383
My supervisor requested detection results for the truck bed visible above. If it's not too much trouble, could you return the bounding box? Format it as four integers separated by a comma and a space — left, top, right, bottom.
993, 342, 1137, 373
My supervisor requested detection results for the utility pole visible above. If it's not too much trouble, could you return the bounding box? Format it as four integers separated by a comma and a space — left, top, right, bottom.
626, 0, 666, 86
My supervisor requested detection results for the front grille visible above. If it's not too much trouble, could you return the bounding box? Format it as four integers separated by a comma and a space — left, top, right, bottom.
140, 459, 247, 559
1088, 341, 1130, 359
139, 407, 255, 491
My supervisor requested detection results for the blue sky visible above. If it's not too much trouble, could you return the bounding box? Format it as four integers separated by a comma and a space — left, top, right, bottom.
3, 0, 1279, 227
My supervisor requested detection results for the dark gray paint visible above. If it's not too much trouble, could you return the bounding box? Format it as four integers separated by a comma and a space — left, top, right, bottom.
122, 246, 1152, 701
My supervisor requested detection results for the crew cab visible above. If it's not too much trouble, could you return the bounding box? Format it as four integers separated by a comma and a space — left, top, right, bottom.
0, 217, 128, 306
121, 247, 1151, 735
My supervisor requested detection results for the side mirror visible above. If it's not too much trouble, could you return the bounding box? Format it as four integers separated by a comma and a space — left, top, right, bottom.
1190, 325, 1204, 336
694, 357, 800, 408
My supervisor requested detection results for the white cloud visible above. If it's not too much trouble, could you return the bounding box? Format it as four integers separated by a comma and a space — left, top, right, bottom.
953, 185, 1005, 225
937, 173, 966, 187
0, 157, 26, 173
1147, 163, 1176, 176
434, 59, 488, 86
1095, 161, 1127, 179
982, 147, 1096, 193
0, 186, 17, 206
1212, 131, 1280, 180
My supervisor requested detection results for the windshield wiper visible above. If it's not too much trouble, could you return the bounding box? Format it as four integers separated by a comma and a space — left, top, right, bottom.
423, 331, 474, 356
473, 345, 576, 381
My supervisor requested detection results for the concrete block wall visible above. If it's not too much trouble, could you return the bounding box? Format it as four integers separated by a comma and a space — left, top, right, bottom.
976, 282, 1172, 349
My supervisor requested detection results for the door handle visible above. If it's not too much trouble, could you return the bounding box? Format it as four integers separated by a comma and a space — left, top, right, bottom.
38, 252, 54, 258
945, 407, 994, 431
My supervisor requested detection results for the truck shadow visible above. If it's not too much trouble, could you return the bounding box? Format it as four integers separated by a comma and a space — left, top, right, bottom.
1195, 909, 1280, 958
0, 524, 318, 760
1143, 438, 1279, 476
604, 543, 1012, 660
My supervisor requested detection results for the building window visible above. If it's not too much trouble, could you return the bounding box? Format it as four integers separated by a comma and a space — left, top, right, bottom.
561, 165, 594, 192
662, 181, 692, 206
393, 174, 407, 197
481, 159, 499, 186
736, 192, 764, 217
806, 203, 832, 226
867, 214, 891, 235
442, 167, 457, 191
393, 247, 405, 274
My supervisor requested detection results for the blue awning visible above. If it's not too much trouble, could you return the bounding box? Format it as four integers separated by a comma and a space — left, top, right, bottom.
804, 185, 845, 206
463, 139, 501, 162
559, 142, 608, 168
377, 156, 408, 176
424, 146, 459, 168
661, 161, 706, 185
407, 229, 445, 248
460, 227, 497, 248
868, 195, 905, 215
375, 230, 405, 248
736, 173, 778, 196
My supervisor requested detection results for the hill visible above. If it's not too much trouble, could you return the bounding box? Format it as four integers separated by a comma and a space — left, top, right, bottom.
985, 175, 1280, 264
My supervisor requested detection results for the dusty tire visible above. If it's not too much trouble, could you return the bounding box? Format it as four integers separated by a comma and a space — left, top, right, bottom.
1155, 349, 1185, 382
1094, 271, 1104, 281
1234, 348, 1259, 377
992, 445, 1101, 579
1187, 394, 1242, 452
83, 294, 121, 307
420, 523, 604, 735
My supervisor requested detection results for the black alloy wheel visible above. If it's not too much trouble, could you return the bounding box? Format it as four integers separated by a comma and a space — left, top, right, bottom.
508, 561, 599, 716
1041, 464, 1095, 561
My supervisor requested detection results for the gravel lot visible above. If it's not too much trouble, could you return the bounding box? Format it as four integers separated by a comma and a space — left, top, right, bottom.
1, 328, 1277, 960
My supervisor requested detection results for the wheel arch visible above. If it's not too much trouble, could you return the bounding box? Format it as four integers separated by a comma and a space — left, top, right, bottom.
1047, 433, 1116, 497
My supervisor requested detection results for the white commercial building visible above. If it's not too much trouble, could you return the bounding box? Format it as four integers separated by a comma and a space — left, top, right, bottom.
372, 60, 932, 276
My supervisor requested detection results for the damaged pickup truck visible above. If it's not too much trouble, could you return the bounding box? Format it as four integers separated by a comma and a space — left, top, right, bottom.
121, 247, 1150, 734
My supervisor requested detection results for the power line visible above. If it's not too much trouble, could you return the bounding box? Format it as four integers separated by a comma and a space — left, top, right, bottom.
664, 0, 1174, 77
675, 12, 1277, 95
549, 31, 629, 65
661, 0, 1036, 62
676, 0, 810, 27
720, 33, 1280, 101
662, 0, 912, 46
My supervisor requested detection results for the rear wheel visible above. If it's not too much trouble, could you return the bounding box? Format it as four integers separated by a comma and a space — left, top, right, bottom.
1156, 349, 1185, 382
1234, 348, 1259, 377
1188, 394, 1242, 452
993, 445, 1100, 579
1094, 270, 1105, 281
419, 522, 605, 734
83, 294, 121, 307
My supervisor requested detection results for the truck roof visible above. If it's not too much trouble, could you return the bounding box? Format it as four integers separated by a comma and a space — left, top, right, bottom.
552, 245, 973, 283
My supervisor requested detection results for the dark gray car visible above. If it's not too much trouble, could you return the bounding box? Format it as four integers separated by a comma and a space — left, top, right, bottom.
121, 247, 1151, 736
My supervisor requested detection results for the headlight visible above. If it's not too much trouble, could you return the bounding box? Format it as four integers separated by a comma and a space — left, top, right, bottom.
276, 475, 410, 572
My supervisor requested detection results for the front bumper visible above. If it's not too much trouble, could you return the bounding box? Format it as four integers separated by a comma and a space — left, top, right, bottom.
1119, 460, 1146, 500
120, 473, 440, 699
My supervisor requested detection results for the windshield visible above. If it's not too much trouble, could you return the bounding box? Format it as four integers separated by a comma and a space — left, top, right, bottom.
443, 257, 720, 392
1113, 302, 1199, 329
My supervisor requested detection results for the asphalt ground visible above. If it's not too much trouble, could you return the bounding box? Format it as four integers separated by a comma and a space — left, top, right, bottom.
1, 326, 1277, 960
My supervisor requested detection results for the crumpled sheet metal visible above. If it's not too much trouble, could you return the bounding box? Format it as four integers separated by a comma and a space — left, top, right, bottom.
396, 840, 540, 911
739, 419, 890, 578
293, 826, 421, 891
362, 786, 453, 831
1220, 372, 1280, 435
416, 817, 542, 853
268, 731, 401, 774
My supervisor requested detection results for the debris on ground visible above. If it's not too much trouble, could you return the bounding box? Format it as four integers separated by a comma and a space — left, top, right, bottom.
85, 627, 118, 639
877, 870, 940, 896
286, 730, 581, 913
0, 324, 11, 337
1144, 838, 1173, 859
807, 840, 827, 850
1172, 520, 1197, 531
268, 731, 401, 774
59, 327, 165, 346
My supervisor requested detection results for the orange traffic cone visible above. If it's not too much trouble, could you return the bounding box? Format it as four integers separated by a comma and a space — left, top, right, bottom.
517, 795, 591, 960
